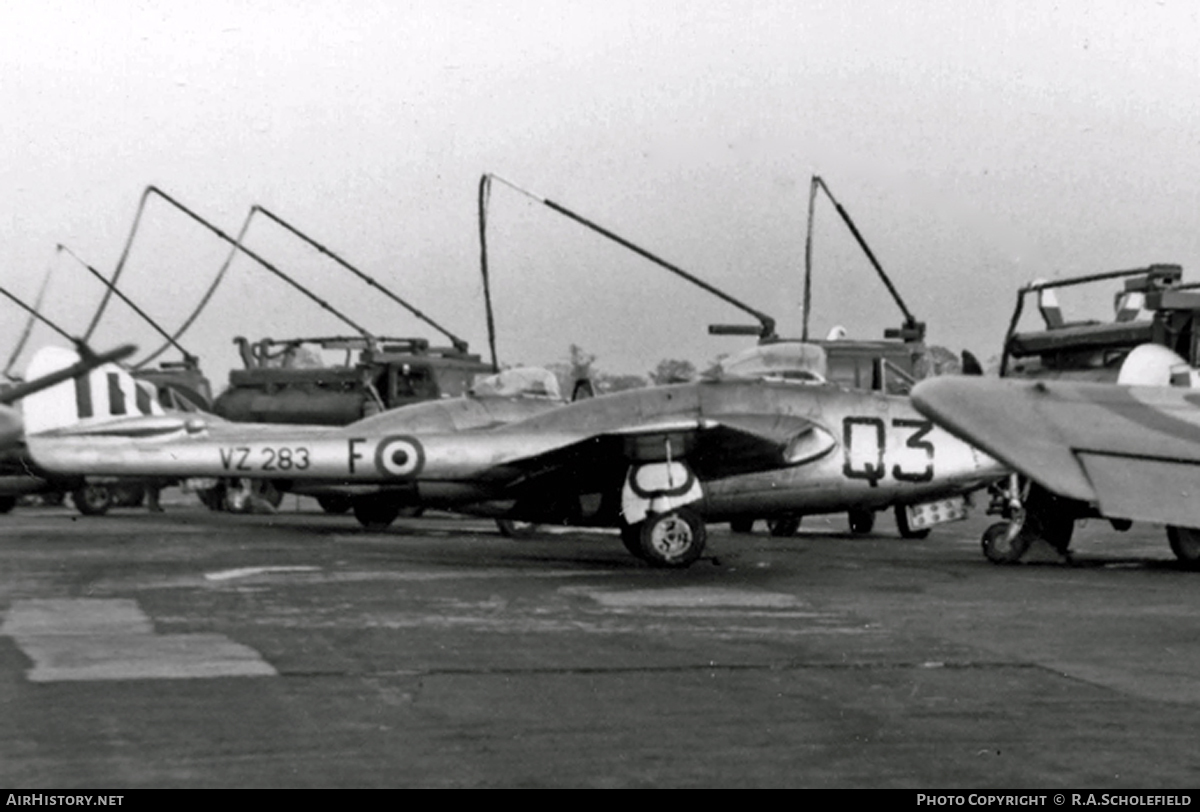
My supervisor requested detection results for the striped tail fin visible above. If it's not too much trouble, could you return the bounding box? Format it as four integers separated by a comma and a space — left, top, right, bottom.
21, 346, 162, 435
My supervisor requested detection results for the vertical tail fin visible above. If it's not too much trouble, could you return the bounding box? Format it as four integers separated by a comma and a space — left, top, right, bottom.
21, 346, 160, 435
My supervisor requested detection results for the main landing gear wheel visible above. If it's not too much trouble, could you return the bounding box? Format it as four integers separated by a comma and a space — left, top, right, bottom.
848, 508, 875, 535
639, 508, 707, 568
894, 505, 931, 540
1167, 526, 1200, 569
767, 516, 801, 537
981, 521, 1031, 564
71, 484, 112, 516
0, 495, 15, 514
353, 498, 401, 531
317, 495, 352, 515
1021, 484, 1075, 556
1018, 511, 1074, 556
729, 517, 756, 534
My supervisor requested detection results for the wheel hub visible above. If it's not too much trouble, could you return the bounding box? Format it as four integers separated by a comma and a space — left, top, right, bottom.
648, 515, 693, 557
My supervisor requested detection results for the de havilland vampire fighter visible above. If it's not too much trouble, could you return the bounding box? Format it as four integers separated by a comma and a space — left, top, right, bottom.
24, 341, 1004, 567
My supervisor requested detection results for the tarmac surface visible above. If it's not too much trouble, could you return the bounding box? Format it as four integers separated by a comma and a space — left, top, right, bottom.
2, 493, 1200, 788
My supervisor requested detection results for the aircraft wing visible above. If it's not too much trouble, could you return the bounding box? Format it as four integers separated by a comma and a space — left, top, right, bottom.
492, 412, 837, 494
912, 376, 1200, 527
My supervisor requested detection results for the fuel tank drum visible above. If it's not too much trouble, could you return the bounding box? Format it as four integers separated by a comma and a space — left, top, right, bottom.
213, 388, 366, 425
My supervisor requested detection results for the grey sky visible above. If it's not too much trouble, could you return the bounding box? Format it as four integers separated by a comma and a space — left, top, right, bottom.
3, 0, 1198, 384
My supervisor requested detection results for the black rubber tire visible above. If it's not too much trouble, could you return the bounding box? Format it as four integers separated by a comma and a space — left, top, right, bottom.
894, 505, 931, 540
0, 495, 16, 514
317, 495, 353, 515
981, 521, 1031, 564
1167, 526, 1200, 569
848, 508, 875, 535
729, 517, 756, 534
639, 508, 707, 568
353, 498, 401, 531
71, 484, 112, 516
1023, 484, 1075, 554
767, 516, 801, 537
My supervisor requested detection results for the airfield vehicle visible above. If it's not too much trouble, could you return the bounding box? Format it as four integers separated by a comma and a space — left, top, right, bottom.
806, 321, 932, 396
213, 335, 491, 425
1001, 263, 1200, 382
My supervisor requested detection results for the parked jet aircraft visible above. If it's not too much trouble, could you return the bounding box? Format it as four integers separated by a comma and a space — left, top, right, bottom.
27, 343, 1005, 567
0, 343, 136, 512
912, 351, 1200, 566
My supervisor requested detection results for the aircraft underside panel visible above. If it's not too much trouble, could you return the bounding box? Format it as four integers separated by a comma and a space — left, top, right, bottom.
699, 469, 993, 518
1077, 452, 1200, 529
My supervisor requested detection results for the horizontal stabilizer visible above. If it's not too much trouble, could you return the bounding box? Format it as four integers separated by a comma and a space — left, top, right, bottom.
39, 413, 193, 439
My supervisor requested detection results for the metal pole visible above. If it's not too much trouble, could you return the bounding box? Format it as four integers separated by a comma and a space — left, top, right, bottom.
60, 244, 196, 365
85, 186, 373, 354
477, 175, 500, 371
811, 176, 917, 327
3, 251, 57, 377
484, 173, 777, 340
802, 176, 819, 341
249, 205, 471, 353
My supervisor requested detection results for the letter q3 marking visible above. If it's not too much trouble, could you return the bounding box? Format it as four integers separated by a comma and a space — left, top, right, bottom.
374, 435, 425, 478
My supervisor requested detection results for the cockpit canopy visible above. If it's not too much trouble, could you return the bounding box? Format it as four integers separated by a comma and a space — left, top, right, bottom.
471, 367, 563, 400
710, 343, 828, 383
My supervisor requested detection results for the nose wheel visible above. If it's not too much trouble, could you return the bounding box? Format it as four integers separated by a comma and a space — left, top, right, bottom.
980, 477, 1076, 564
981, 521, 1032, 564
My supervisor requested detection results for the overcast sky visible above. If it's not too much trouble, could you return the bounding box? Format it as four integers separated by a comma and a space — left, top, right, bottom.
3, 0, 1198, 385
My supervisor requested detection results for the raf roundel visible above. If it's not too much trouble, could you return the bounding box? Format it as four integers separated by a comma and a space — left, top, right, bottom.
373, 435, 425, 478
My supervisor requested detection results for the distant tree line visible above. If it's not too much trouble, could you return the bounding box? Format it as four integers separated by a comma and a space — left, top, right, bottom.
544, 344, 711, 396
